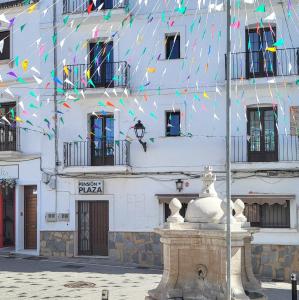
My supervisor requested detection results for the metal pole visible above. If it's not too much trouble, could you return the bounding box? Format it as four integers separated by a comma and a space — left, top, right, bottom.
291, 273, 297, 300
53, 0, 59, 213
226, 0, 232, 299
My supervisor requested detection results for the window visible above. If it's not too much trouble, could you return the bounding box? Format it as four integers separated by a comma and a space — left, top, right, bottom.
243, 202, 290, 228
290, 106, 299, 136
0, 30, 10, 61
247, 106, 278, 162
245, 27, 276, 78
166, 111, 180, 136
165, 33, 180, 59
0, 102, 17, 151
90, 114, 114, 166
89, 41, 114, 87
88, 0, 114, 11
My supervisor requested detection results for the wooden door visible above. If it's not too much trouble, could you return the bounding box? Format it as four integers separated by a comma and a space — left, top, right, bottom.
24, 186, 37, 249
78, 201, 109, 256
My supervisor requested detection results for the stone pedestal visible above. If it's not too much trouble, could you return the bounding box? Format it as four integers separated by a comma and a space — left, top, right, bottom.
146, 168, 266, 300
146, 223, 266, 300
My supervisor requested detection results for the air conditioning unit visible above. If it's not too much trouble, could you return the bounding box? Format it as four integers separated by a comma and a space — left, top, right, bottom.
45, 212, 57, 222
57, 213, 70, 222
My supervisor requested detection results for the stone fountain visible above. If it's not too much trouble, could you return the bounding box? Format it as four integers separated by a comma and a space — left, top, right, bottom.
146, 166, 266, 300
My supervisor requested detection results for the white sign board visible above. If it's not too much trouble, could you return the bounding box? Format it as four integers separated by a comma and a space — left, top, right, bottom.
78, 180, 104, 194
0, 165, 19, 179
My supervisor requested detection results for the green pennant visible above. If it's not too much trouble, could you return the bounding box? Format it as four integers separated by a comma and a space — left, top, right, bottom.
256, 4, 265, 13
63, 15, 69, 25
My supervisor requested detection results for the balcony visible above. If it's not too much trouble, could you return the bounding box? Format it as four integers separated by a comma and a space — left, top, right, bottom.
0, 0, 39, 9
0, 124, 19, 152
226, 48, 299, 80
63, 0, 128, 14
232, 135, 299, 164
63, 140, 130, 172
63, 62, 130, 91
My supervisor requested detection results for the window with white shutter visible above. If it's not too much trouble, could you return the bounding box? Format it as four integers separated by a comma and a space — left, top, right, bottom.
290, 106, 299, 136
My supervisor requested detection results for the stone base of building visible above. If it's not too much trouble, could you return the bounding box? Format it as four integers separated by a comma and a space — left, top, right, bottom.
40, 231, 74, 257
108, 232, 162, 267
252, 244, 299, 281
39, 231, 298, 282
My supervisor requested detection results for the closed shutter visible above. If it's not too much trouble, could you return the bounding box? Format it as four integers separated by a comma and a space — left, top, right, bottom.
0, 31, 10, 60
290, 106, 299, 136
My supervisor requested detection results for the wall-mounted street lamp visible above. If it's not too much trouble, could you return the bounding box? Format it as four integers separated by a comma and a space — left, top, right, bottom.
176, 179, 184, 192
134, 120, 147, 152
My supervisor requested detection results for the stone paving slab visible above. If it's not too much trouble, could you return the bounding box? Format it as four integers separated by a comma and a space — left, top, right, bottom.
0, 255, 298, 300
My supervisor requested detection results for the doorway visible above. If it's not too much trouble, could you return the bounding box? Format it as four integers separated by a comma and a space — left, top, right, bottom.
247, 106, 278, 162
90, 114, 115, 166
89, 41, 114, 88
78, 201, 109, 256
0, 186, 15, 248
24, 186, 37, 249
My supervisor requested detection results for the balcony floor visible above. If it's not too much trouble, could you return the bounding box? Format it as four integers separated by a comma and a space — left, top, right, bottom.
62, 165, 131, 175
63, 8, 128, 26
232, 161, 299, 172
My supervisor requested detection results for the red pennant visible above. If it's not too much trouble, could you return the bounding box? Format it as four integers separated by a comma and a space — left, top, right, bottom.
87, 3, 93, 14
106, 101, 115, 107
63, 102, 71, 109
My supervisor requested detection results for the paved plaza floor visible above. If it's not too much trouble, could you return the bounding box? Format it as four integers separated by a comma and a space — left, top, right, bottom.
0, 254, 297, 299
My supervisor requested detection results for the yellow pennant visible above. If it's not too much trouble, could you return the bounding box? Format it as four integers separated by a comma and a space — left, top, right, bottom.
205, 63, 209, 72
63, 66, 69, 76
203, 91, 209, 99
15, 116, 24, 123
21, 59, 29, 72
28, 3, 37, 13
147, 67, 156, 73
266, 47, 276, 53
86, 69, 90, 79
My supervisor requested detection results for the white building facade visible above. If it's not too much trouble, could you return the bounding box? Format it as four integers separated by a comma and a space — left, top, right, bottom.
0, 0, 42, 255
0, 0, 299, 281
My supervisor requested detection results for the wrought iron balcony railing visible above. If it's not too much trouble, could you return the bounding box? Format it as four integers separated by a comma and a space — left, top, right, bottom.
63, 0, 128, 14
63, 139, 130, 167
0, 124, 19, 152
225, 48, 299, 80
63, 62, 130, 90
232, 135, 299, 163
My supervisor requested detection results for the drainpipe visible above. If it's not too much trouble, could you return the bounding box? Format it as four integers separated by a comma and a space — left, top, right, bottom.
53, 0, 59, 216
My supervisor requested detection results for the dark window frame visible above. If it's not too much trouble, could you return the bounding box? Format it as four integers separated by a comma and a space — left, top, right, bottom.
89, 113, 115, 166
165, 111, 181, 137
0, 30, 10, 61
243, 201, 290, 228
88, 40, 114, 88
245, 26, 277, 78
165, 33, 180, 60
247, 106, 278, 162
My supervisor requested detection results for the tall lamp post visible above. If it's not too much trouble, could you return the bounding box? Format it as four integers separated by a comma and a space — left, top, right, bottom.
226, 0, 232, 299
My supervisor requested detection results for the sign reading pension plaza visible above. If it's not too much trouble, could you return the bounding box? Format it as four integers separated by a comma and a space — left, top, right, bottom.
78, 180, 104, 194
